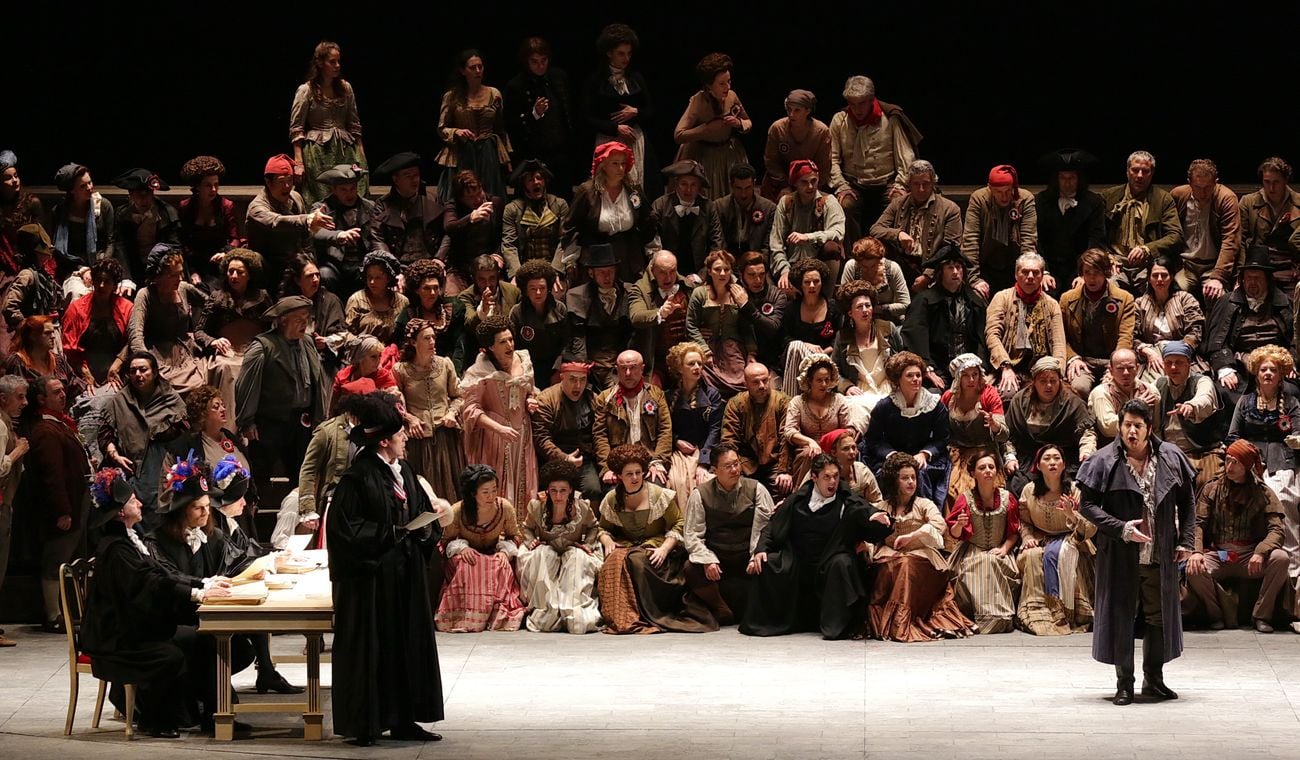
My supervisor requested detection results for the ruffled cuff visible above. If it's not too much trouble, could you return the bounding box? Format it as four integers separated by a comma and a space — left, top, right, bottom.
445, 539, 470, 558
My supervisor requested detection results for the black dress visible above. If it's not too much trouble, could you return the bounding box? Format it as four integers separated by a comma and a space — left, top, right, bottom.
740, 482, 892, 639
326, 449, 443, 740
81, 521, 198, 731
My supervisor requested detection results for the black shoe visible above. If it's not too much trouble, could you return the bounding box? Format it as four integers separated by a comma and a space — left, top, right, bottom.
147, 727, 180, 739
1113, 684, 1134, 705
255, 669, 304, 694
349, 735, 377, 747
1141, 677, 1178, 700
389, 723, 442, 741
40, 618, 65, 634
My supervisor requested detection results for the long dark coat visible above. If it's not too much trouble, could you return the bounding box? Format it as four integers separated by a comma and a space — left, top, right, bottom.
740, 482, 892, 638
1077, 438, 1195, 666
326, 449, 443, 739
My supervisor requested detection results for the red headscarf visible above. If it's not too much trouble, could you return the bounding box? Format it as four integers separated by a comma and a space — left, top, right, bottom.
788, 159, 818, 188
559, 361, 592, 375
591, 142, 634, 178
819, 428, 854, 455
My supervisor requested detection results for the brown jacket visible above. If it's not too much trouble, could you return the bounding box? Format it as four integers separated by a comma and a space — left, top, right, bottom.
1239, 187, 1300, 256
530, 383, 597, 463
870, 192, 963, 273
984, 287, 1067, 370
1099, 184, 1184, 259
1132, 291, 1205, 352
1058, 281, 1137, 362
1170, 183, 1240, 284
593, 383, 673, 478
961, 187, 1038, 291
720, 390, 790, 477
1194, 475, 1286, 557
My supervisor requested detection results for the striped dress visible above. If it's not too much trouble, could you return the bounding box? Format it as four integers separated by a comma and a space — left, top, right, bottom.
947, 488, 1021, 634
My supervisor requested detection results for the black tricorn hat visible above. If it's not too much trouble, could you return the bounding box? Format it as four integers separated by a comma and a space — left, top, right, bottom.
1039, 149, 1098, 174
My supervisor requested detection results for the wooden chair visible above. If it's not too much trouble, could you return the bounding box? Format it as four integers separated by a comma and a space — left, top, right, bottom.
60, 558, 135, 740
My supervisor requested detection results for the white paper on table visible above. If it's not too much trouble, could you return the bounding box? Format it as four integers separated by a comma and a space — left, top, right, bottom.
287, 534, 314, 553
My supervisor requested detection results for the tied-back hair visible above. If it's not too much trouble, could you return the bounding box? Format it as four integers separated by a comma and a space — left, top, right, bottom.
1030, 444, 1074, 499
281, 252, 320, 298
608, 444, 652, 511
449, 49, 483, 106
459, 464, 499, 527
539, 459, 580, 528
305, 40, 343, 98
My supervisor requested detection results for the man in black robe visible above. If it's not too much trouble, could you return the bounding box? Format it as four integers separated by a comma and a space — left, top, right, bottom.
1078, 399, 1195, 706
740, 453, 893, 639
326, 393, 445, 746
81, 468, 231, 738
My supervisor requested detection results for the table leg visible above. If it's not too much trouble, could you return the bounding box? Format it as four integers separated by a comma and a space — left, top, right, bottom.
303, 634, 324, 740
214, 633, 234, 741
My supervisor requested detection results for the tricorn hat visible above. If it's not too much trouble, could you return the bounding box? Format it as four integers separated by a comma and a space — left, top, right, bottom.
1039, 148, 1099, 173
509, 159, 554, 190
375, 152, 421, 179
316, 163, 368, 185
113, 168, 169, 192
921, 243, 965, 270
661, 159, 709, 188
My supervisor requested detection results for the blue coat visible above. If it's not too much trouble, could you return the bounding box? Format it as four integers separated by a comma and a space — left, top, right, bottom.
1077, 438, 1195, 666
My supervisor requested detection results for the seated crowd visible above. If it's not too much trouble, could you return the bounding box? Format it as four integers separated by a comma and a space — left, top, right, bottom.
3, 24, 1300, 738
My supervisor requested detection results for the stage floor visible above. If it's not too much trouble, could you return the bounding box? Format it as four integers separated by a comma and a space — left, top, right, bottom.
2, 624, 1299, 759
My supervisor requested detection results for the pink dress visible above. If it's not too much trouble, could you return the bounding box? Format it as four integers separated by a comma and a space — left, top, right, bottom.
459, 350, 538, 521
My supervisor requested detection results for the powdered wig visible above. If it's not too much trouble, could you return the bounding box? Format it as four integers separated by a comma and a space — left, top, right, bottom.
1247, 344, 1295, 377
403, 258, 447, 303
475, 314, 512, 350
221, 247, 264, 280
842, 75, 875, 100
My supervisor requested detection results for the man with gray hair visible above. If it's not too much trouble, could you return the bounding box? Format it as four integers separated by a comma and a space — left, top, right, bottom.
628, 249, 690, 382
869, 159, 962, 288
0, 375, 28, 647
828, 75, 922, 242
1100, 151, 1184, 294
984, 252, 1068, 399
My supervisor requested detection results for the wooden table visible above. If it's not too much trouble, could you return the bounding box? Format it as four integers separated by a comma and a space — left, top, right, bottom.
197, 564, 332, 742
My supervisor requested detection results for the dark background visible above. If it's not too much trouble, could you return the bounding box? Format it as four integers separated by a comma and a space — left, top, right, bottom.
7, 2, 1297, 188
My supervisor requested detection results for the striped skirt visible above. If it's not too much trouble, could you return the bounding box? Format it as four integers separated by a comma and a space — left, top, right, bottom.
434, 549, 527, 633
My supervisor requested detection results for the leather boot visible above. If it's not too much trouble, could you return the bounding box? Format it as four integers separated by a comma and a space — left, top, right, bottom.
1141, 626, 1178, 700
1113, 662, 1135, 706
688, 582, 734, 626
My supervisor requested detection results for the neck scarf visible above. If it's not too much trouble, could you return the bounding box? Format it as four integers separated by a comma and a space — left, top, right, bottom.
1015, 283, 1042, 305
185, 527, 208, 554
54, 193, 100, 263
847, 99, 883, 128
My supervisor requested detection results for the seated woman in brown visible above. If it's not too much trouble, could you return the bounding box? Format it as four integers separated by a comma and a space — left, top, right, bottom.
866, 452, 975, 642
596, 444, 717, 634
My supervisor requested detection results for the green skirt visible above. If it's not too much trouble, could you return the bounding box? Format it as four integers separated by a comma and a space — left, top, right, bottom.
301, 139, 368, 206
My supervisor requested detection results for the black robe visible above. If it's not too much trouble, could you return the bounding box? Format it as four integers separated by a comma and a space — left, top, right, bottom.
740, 482, 892, 639
326, 449, 443, 739
81, 522, 199, 730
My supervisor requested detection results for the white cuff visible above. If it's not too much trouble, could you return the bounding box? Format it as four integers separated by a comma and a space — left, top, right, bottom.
201, 577, 218, 589
445, 539, 470, 558
1217, 367, 1236, 381
190, 588, 204, 603
298, 511, 319, 524
1121, 520, 1140, 543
